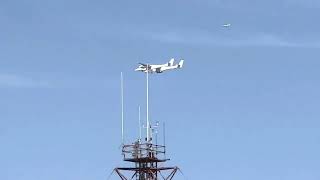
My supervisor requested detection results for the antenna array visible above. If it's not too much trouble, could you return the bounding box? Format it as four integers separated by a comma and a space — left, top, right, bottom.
113, 60, 183, 180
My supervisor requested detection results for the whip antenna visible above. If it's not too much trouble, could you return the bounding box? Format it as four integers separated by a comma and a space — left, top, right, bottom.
139, 106, 142, 142
146, 66, 150, 142
121, 72, 124, 145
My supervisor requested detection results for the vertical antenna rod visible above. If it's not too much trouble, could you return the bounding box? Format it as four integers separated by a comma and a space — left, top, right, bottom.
163, 122, 166, 147
146, 66, 150, 142
138, 106, 142, 142
163, 122, 166, 159
121, 72, 124, 145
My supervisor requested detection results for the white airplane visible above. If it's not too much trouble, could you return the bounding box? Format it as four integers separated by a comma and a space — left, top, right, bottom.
135, 58, 175, 72
135, 59, 184, 73
223, 23, 231, 28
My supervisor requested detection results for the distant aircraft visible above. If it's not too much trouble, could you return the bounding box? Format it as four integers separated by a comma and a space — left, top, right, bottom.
223, 23, 231, 28
135, 59, 184, 73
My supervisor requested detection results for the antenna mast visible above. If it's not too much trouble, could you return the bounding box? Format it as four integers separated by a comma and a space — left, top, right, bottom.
163, 122, 166, 147
113, 59, 184, 180
139, 106, 142, 142
121, 72, 124, 145
146, 66, 150, 142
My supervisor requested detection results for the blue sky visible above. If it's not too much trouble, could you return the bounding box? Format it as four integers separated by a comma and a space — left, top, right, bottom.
1, 0, 320, 179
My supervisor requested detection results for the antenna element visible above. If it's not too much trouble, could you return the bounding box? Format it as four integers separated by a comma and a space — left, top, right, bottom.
121, 72, 124, 145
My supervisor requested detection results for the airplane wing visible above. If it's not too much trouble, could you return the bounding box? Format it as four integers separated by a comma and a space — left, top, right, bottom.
138, 63, 152, 70
139, 63, 148, 66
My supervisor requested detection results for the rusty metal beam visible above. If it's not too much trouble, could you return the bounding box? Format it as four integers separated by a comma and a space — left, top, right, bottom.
115, 168, 128, 180
165, 167, 178, 180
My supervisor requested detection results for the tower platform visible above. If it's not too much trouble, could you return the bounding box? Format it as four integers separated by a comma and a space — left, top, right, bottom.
114, 141, 179, 180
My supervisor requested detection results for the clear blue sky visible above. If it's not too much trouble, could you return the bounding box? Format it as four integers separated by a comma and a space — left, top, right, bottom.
1, 0, 320, 179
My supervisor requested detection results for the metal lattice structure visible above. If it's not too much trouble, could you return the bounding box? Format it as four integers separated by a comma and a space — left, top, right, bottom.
114, 141, 179, 180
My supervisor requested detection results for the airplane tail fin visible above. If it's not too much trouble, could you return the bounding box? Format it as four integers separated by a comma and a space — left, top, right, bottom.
178, 60, 184, 68
168, 58, 175, 66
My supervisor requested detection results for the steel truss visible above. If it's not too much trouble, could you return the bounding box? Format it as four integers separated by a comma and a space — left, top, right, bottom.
114, 166, 179, 180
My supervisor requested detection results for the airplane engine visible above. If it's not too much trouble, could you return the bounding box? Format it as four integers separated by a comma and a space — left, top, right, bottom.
156, 68, 163, 73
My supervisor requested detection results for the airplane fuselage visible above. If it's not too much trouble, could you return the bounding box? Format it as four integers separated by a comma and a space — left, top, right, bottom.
135, 64, 167, 72
135, 59, 183, 74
